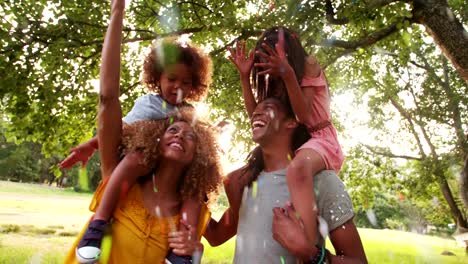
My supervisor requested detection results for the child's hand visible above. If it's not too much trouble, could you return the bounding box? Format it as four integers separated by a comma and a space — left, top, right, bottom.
59, 142, 96, 169
254, 28, 293, 79
168, 219, 203, 256
228, 41, 254, 77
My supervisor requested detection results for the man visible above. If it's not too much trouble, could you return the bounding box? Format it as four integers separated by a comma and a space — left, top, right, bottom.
203, 97, 367, 263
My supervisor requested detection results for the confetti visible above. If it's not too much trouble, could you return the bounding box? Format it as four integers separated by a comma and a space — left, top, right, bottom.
252, 181, 258, 198
176, 88, 183, 104
162, 100, 167, 110
155, 206, 162, 218
192, 249, 202, 264
182, 212, 188, 222
287, 154, 292, 161
100, 233, 113, 264
280, 256, 285, 264
366, 209, 377, 226
318, 216, 329, 240
169, 116, 174, 125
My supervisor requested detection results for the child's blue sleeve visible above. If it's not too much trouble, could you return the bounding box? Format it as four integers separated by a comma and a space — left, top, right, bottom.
122, 94, 172, 123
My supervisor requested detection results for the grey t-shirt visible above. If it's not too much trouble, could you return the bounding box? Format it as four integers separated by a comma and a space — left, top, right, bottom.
233, 169, 354, 264
122, 94, 176, 124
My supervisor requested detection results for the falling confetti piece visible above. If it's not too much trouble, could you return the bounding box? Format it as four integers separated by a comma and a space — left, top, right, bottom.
182, 212, 187, 222
192, 249, 202, 264
366, 209, 377, 226
100, 233, 113, 264
155, 206, 162, 218
169, 116, 174, 125
152, 173, 158, 192
280, 256, 285, 264
318, 216, 329, 240
176, 88, 183, 104
162, 100, 167, 110
287, 154, 292, 161
252, 181, 258, 198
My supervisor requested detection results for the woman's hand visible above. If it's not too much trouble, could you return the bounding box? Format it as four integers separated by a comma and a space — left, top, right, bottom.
111, 0, 126, 13
254, 28, 293, 79
228, 40, 254, 78
272, 203, 314, 261
168, 220, 204, 256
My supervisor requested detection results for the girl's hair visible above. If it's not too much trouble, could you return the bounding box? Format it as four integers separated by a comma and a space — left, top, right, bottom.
252, 26, 308, 102
142, 38, 212, 102
120, 107, 221, 204
241, 97, 311, 185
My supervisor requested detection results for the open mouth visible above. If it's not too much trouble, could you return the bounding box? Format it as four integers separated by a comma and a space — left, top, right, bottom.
168, 142, 184, 151
252, 120, 267, 131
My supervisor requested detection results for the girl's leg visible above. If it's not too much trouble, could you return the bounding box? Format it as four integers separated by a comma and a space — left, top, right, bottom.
286, 149, 325, 245
94, 151, 151, 220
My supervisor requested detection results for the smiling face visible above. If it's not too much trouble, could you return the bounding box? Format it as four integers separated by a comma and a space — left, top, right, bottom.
159, 63, 194, 105
251, 98, 296, 144
159, 121, 196, 166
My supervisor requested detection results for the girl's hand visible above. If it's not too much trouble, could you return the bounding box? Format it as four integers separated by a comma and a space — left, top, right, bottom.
228, 41, 254, 77
168, 220, 203, 256
254, 28, 293, 79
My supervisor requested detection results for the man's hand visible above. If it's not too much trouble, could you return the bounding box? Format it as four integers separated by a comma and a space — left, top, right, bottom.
272, 204, 315, 261
59, 142, 96, 169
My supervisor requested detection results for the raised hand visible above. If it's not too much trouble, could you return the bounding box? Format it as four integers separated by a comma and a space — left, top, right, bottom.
111, 0, 126, 12
254, 28, 293, 79
228, 40, 254, 77
59, 142, 96, 169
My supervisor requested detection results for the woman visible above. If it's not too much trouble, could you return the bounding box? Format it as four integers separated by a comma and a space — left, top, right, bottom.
64, 0, 221, 263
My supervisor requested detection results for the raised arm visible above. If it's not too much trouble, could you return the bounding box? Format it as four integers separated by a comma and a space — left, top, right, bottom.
228, 41, 257, 118
255, 29, 314, 125
203, 169, 245, 246
98, 0, 125, 178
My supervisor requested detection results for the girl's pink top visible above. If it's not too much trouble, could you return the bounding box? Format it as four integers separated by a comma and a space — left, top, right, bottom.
299, 70, 344, 173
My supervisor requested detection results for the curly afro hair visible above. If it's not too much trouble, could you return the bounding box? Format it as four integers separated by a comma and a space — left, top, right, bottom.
142, 38, 212, 103
120, 107, 222, 205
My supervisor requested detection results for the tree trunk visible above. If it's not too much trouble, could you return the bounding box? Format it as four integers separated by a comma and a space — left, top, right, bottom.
412, 0, 468, 82
436, 169, 468, 229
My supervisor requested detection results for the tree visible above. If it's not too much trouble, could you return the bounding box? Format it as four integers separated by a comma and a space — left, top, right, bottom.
0, 0, 466, 225
344, 32, 468, 229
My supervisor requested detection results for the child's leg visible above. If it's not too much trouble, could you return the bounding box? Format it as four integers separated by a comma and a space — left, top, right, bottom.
286, 149, 325, 245
94, 151, 151, 220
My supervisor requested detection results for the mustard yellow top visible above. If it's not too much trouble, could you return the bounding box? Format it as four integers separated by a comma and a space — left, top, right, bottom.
64, 178, 210, 264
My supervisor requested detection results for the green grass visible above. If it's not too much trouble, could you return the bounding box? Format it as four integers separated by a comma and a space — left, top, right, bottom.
0, 181, 467, 263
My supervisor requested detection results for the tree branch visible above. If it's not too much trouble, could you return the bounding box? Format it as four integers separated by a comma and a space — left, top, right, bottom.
375, 81, 427, 158
362, 144, 422, 160
210, 29, 261, 56
366, 0, 408, 9
325, 0, 349, 25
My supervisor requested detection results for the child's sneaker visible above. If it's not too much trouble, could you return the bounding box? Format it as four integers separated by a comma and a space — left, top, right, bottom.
76, 219, 109, 264
165, 251, 192, 264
